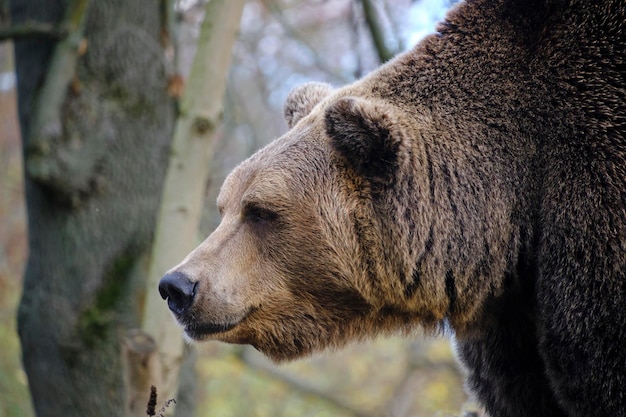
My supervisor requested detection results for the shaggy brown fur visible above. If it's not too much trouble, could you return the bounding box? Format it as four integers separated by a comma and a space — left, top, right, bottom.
159, 0, 625, 416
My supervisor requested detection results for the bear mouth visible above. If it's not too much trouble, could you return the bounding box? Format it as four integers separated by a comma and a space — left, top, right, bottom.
184, 321, 239, 338
181, 306, 258, 340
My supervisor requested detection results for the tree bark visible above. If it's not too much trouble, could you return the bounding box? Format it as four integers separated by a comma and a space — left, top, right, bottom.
11, 0, 176, 415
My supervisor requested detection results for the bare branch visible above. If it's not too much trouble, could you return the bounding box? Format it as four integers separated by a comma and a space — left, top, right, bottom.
349, 1, 364, 79
235, 347, 376, 417
263, 0, 350, 84
382, 0, 405, 52
0, 21, 68, 42
24, 0, 91, 191
359, 0, 396, 63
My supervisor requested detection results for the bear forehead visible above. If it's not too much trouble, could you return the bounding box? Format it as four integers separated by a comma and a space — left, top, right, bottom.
217, 123, 331, 209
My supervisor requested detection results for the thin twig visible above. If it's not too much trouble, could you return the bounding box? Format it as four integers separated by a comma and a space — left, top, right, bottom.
157, 399, 176, 417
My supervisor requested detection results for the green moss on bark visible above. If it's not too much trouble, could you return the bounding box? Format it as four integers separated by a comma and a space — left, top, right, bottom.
78, 254, 135, 347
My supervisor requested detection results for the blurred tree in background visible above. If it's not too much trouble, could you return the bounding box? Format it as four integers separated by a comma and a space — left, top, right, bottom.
9, 0, 179, 416
0, 0, 473, 416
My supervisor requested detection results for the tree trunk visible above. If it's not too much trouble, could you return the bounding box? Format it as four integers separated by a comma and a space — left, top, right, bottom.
142, 1, 246, 413
10, 0, 176, 415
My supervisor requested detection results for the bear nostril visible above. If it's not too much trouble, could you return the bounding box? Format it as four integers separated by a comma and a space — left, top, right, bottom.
158, 271, 197, 316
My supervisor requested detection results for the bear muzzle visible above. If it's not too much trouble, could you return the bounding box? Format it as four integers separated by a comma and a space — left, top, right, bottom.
159, 270, 256, 340
159, 271, 198, 317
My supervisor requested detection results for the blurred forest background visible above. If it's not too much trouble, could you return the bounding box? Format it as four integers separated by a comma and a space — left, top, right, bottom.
0, 0, 482, 416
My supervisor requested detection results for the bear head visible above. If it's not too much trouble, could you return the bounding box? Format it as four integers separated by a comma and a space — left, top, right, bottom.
159, 82, 452, 361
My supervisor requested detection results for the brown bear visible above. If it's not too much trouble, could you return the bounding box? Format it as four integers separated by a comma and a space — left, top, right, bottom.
158, 0, 626, 416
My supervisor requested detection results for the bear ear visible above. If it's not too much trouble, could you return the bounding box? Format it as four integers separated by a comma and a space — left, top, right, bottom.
324, 97, 403, 185
284, 82, 334, 129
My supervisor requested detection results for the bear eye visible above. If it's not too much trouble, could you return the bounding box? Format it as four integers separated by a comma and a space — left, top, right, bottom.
243, 203, 278, 224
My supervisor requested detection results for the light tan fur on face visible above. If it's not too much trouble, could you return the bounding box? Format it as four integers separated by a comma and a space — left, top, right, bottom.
166, 122, 371, 359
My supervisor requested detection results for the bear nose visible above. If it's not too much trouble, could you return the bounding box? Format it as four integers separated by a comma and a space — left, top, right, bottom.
158, 271, 197, 316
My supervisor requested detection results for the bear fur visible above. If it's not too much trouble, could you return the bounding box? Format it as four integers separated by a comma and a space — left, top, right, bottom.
159, 0, 626, 416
